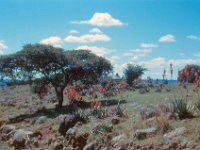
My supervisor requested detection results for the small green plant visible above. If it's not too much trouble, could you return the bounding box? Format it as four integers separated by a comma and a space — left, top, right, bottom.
113, 100, 126, 117
172, 99, 194, 119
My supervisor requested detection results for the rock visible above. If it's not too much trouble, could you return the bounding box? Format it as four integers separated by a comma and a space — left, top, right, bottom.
1, 124, 15, 140
35, 116, 48, 124
134, 127, 157, 140
140, 105, 160, 120
58, 114, 77, 136
163, 127, 187, 139
195, 145, 200, 150
185, 140, 198, 148
1, 124, 15, 134
111, 116, 120, 125
53, 142, 63, 150
12, 129, 33, 149
66, 123, 89, 149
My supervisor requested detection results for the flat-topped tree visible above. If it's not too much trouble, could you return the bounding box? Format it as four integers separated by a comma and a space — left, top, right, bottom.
0, 44, 113, 108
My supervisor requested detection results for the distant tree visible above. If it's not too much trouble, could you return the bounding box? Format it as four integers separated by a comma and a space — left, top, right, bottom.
123, 64, 147, 86
178, 64, 200, 83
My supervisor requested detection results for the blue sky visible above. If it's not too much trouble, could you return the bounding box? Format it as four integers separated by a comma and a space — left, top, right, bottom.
0, 0, 200, 79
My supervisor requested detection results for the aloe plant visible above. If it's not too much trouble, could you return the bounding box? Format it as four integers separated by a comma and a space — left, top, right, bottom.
172, 99, 194, 119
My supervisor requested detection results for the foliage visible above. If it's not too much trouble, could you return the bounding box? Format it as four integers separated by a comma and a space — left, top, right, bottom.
172, 99, 194, 119
178, 64, 200, 83
123, 64, 147, 86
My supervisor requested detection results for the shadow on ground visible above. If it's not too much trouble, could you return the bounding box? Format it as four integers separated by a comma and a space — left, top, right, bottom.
9, 99, 127, 123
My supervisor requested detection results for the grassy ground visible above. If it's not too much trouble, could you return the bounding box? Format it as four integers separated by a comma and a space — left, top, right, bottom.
0, 84, 200, 149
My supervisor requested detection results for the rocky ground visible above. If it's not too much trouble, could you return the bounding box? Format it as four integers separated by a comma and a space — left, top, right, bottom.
0, 85, 200, 150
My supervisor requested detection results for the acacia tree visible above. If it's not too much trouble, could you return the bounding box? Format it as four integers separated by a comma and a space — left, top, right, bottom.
124, 64, 147, 86
0, 44, 113, 107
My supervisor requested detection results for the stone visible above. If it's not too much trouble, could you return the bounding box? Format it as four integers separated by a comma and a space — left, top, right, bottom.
58, 114, 77, 136
140, 105, 160, 120
12, 129, 33, 149
185, 140, 198, 148
1, 124, 15, 134
134, 127, 157, 140
35, 116, 48, 124
195, 145, 200, 150
66, 123, 89, 149
163, 127, 187, 139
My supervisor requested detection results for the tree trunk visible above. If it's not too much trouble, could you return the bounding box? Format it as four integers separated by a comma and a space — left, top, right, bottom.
55, 86, 64, 108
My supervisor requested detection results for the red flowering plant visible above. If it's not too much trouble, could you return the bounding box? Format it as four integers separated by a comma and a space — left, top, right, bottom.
63, 84, 85, 106
90, 98, 106, 118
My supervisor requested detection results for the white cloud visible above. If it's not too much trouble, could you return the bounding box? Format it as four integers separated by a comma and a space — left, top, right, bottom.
71, 12, 123, 27
130, 49, 151, 53
64, 33, 111, 43
167, 59, 200, 67
109, 56, 120, 63
76, 45, 111, 57
186, 35, 200, 41
139, 57, 166, 68
69, 30, 79, 34
140, 43, 158, 49
89, 28, 102, 34
159, 34, 175, 42
130, 49, 151, 56
40, 36, 62, 46
0, 41, 8, 55
132, 56, 139, 61
123, 52, 133, 56
194, 52, 200, 57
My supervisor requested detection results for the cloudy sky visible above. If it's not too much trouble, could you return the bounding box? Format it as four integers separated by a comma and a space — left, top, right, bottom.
0, 0, 200, 79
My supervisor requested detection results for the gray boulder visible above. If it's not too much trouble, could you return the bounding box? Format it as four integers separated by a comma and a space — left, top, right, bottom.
12, 129, 33, 148
35, 116, 48, 124
1, 124, 15, 140
134, 127, 157, 140
140, 105, 160, 119
1, 124, 15, 134
58, 115, 77, 136
163, 127, 187, 139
